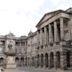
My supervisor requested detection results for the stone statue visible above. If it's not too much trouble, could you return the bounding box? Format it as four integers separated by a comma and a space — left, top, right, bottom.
4, 33, 16, 72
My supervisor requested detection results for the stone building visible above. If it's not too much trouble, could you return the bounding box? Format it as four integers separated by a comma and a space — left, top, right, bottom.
35, 8, 72, 70
0, 32, 27, 67
0, 8, 72, 72
15, 35, 27, 67
26, 31, 37, 67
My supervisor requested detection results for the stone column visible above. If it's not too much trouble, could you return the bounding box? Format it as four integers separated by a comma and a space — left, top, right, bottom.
37, 31, 39, 46
49, 24, 53, 44
60, 17, 64, 41
40, 29, 42, 46
54, 21, 59, 42
42, 28, 44, 46
44, 27, 47, 46
19, 42, 21, 53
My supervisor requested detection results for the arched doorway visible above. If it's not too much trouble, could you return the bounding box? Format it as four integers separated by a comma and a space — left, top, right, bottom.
45, 53, 48, 67
15, 57, 19, 62
50, 52, 54, 68
21, 57, 24, 66
35, 56, 37, 67
56, 51, 60, 68
27, 57, 29, 66
32, 57, 34, 66
0, 57, 4, 66
66, 51, 70, 67
25, 57, 27, 66
15, 57, 19, 66
41, 54, 43, 67
37, 54, 39, 67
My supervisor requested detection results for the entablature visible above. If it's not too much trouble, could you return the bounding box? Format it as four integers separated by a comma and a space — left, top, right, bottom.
37, 12, 70, 30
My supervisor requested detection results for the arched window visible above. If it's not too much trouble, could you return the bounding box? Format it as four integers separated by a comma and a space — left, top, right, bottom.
50, 52, 54, 68
21, 57, 24, 61
15, 57, 19, 62
0, 57, 3, 61
56, 51, 60, 68
45, 53, 48, 67
41, 54, 43, 67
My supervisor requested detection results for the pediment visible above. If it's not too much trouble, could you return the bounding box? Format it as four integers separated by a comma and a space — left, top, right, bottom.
36, 10, 64, 28
36, 13, 53, 27
41, 13, 53, 23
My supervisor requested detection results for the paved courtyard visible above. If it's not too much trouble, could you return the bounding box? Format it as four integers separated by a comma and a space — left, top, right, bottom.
1, 67, 72, 72
3, 67, 72, 72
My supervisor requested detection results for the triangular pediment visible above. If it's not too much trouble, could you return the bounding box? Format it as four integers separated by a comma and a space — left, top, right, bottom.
41, 13, 53, 23
36, 13, 53, 27
36, 10, 64, 27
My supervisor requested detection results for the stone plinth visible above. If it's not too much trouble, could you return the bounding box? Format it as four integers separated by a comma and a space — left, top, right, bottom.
5, 56, 16, 72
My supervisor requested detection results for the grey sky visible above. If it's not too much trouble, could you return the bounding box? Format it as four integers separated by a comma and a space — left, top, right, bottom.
0, 0, 72, 37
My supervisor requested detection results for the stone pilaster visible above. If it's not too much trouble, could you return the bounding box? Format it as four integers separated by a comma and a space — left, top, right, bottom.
49, 24, 53, 44
70, 51, 72, 68
54, 21, 59, 42
39, 56, 40, 67
35, 56, 37, 67
43, 56, 45, 68
60, 17, 64, 41
60, 51, 67, 70
48, 54, 51, 69
54, 54, 56, 69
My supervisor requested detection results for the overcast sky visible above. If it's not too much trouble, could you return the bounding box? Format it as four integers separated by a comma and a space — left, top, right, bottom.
0, 0, 72, 37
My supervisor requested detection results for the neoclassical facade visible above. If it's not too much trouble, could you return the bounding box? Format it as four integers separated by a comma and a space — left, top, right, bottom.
0, 8, 72, 71
35, 8, 72, 70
